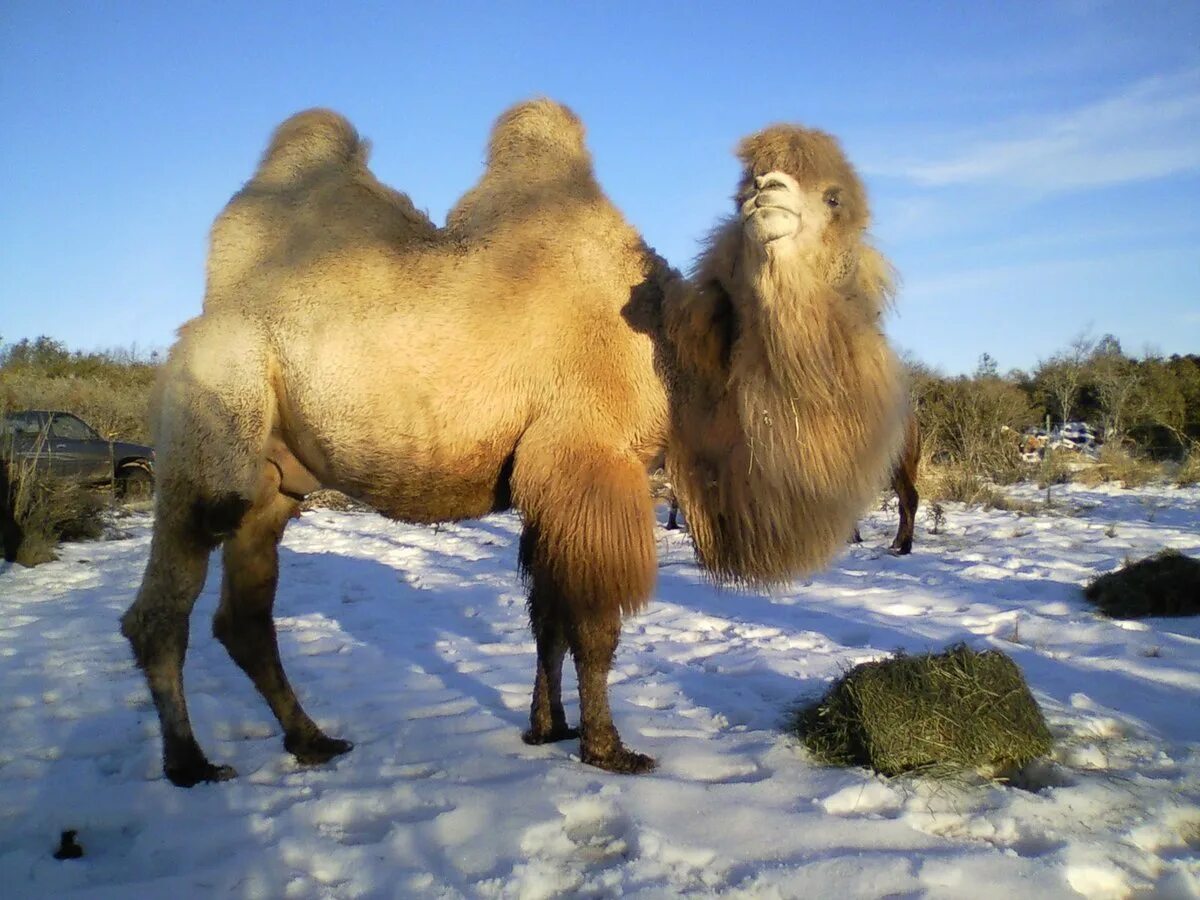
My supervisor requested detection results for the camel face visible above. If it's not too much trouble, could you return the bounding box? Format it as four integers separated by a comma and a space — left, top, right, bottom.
739, 170, 813, 245
735, 126, 870, 251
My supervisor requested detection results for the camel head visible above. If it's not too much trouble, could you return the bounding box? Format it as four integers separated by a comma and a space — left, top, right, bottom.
734, 126, 870, 278
664, 122, 905, 587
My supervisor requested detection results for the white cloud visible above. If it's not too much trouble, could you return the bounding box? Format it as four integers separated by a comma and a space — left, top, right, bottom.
880, 68, 1200, 191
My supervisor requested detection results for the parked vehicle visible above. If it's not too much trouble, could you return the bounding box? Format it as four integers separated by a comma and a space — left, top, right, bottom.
1, 410, 154, 498
1053, 421, 1101, 454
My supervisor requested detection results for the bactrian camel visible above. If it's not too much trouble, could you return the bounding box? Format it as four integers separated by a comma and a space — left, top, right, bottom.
122, 100, 906, 786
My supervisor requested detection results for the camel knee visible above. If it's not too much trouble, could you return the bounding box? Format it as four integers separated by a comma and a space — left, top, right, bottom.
123, 533, 210, 667
121, 601, 194, 676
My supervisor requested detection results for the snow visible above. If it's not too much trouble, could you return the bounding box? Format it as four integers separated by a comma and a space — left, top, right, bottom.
2, 483, 1199, 898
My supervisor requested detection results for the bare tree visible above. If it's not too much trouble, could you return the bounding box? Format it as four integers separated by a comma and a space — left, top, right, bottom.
1134, 356, 1193, 452
1035, 332, 1094, 427
1090, 336, 1141, 443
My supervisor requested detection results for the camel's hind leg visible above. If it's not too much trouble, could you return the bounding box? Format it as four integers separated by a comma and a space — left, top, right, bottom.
890, 416, 921, 556
212, 483, 353, 765
121, 496, 242, 787
122, 315, 284, 786
890, 471, 918, 556
515, 440, 657, 773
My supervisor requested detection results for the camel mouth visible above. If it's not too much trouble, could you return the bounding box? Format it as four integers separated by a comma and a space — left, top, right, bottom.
743, 205, 800, 243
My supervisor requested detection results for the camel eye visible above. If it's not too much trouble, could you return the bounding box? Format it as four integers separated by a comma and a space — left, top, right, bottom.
824, 189, 841, 209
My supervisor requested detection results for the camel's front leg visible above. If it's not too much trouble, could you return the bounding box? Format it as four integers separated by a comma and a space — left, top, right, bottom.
568, 609, 655, 773
521, 530, 579, 745
213, 488, 353, 764
513, 436, 657, 773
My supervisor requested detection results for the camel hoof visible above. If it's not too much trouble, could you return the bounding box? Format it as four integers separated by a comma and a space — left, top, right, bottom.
165, 761, 237, 788
285, 733, 354, 764
581, 745, 657, 774
522, 725, 580, 745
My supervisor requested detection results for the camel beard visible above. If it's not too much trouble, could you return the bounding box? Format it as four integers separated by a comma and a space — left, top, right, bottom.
668, 243, 906, 587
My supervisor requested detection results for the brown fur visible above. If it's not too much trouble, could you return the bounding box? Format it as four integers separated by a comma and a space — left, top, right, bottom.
889, 413, 921, 554
664, 125, 906, 585
122, 102, 904, 786
852, 411, 921, 554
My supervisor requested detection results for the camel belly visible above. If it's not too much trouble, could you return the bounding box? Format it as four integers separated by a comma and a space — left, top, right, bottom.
336, 443, 516, 523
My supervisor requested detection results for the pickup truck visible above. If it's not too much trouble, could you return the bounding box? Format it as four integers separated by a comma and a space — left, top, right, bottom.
1, 410, 155, 498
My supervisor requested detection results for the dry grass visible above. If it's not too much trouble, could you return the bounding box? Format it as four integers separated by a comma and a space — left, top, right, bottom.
1084, 549, 1200, 618
1074, 445, 1163, 489
299, 489, 371, 513
1174, 447, 1200, 487
0, 371, 153, 443
792, 644, 1053, 777
1036, 448, 1074, 489
919, 461, 1037, 514
2, 460, 107, 566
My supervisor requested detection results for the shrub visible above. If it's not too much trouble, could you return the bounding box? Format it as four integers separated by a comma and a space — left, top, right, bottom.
1175, 447, 1200, 487
916, 372, 1033, 484
1084, 549, 1200, 618
793, 644, 1052, 777
1076, 445, 1162, 489
2, 460, 106, 567
1036, 448, 1073, 489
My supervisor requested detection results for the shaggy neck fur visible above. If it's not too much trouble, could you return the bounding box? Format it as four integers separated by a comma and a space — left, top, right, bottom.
662, 220, 905, 586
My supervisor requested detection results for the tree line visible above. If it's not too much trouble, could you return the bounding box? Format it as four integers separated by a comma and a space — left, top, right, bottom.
911, 335, 1199, 482
2, 332, 1197, 468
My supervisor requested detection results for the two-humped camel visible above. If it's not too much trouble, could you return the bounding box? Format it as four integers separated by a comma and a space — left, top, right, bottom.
122, 100, 905, 786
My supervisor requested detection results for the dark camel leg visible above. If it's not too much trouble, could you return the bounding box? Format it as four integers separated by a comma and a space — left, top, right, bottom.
890, 412, 921, 556
890, 471, 918, 556
567, 606, 654, 773
212, 490, 352, 764
666, 497, 679, 531
521, 537, 578, 745
121, 502, 231, 787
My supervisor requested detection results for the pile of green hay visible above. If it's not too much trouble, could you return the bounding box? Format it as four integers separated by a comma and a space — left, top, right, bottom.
794, 644, 1052, 777
1084, 549, 1200, 618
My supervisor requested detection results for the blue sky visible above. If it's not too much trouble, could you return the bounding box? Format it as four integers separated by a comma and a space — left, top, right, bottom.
1, 1, 1197, 374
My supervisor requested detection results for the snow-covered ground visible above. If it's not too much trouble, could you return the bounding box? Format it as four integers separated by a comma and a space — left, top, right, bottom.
2, 483, 1199, 898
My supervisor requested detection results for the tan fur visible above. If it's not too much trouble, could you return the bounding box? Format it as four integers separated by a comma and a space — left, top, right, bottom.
664, 125, 906, 585
124, 103, 905, 784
